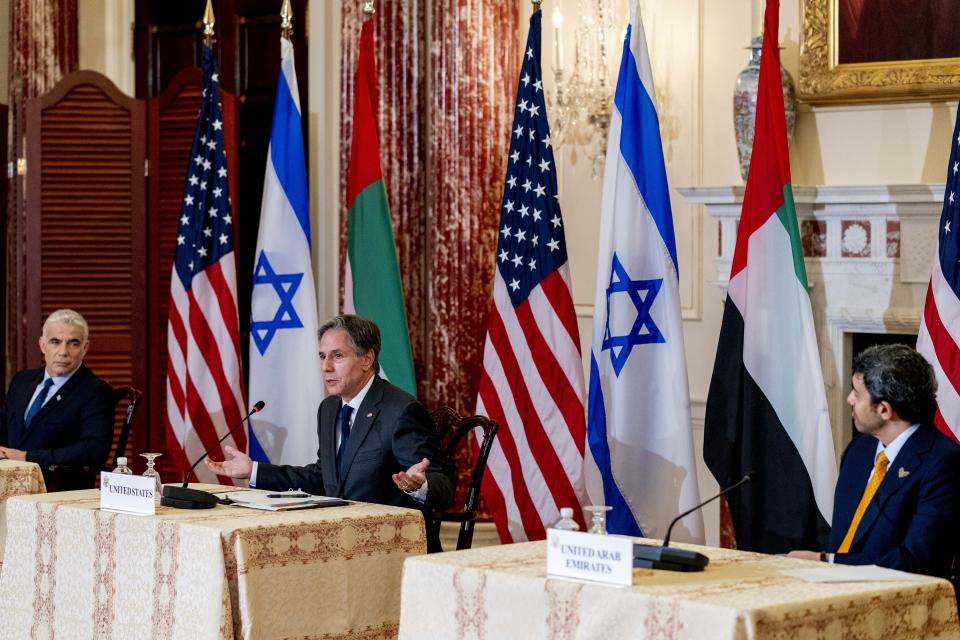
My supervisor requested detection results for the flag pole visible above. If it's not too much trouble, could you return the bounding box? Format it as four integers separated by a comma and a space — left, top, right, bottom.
202, 0, 216, 47
280, 0, 293, 38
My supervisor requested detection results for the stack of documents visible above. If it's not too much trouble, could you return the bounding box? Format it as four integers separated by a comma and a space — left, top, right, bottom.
221, 490, 348, 511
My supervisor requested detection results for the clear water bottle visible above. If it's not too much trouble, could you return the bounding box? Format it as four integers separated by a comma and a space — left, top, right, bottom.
112, 456, 133, 475
552, 507, 580, 531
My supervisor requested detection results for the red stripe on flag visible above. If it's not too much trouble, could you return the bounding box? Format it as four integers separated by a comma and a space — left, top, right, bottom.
539, 270, 581, 351
346, 19, 384, 208
478, 460, 514, 544
933, 407, 960, 444
205, 261, 244, 367
922, 285, 960, 400
514, 298, 586, 456
168, 303, 189, 367
478, 368, 546, 541
163, 362, 192, 478
186, 288, 245, 437
182, 379, 232, 484
486, 302, 583, 531
166, 363, 186, 423
730, 0, 790, 279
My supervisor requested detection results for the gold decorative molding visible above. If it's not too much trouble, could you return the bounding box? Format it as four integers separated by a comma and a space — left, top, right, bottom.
799, 0, 960, 104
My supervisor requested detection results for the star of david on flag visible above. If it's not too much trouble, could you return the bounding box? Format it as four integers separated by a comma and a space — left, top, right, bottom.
250, 252, 304, 356
601, 253, 663, 376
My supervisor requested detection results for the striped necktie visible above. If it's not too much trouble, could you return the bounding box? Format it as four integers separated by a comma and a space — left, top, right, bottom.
838, 451, 889, 553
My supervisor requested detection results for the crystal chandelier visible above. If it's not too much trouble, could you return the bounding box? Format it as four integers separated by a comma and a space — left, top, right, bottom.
547, 0, 617, 178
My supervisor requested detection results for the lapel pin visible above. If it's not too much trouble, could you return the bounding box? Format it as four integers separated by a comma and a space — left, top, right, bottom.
366, 412, 373, 418
898, 467, 910, 479
56, 394, 62, 402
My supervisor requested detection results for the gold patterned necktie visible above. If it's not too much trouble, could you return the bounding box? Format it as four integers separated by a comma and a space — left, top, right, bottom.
838, 451, 889, 553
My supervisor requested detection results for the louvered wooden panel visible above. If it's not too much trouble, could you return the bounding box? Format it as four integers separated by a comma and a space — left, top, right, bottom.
24, 71, 148, 463
147, 68, 239, 480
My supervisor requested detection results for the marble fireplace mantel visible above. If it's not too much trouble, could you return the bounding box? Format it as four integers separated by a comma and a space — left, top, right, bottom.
678, 184, 943, 455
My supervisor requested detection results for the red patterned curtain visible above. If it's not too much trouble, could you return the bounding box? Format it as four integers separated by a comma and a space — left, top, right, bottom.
6, 0, 79, 378
340, 2, 519, 413
426, 2, 519, 412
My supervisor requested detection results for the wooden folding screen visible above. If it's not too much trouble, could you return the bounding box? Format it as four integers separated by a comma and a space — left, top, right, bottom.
23, 72, 148, 460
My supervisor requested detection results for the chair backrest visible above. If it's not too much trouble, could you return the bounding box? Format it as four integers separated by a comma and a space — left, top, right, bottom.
430, 406, 499, 549
45, 385, 143, 492
110, 386, 143, 467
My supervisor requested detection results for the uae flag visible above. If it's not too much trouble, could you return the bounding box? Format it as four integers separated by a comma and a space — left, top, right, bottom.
703, 0, 837, 553
343, 16, 416, 396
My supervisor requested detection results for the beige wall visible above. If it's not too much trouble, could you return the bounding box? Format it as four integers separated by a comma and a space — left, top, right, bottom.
77, 0, 134, 95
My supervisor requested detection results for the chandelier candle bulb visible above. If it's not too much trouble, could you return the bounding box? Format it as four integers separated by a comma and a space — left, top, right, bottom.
553, 8, 563, 70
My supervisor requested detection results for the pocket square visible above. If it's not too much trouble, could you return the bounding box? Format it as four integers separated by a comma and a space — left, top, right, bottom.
898, 467, 910, 479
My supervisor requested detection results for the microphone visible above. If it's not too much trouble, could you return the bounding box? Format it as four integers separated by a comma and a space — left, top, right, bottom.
633, 472, 755, 572
160, 400, 265, 510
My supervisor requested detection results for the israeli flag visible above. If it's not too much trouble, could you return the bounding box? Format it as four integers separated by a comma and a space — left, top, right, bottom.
587, 2, 704, 543
248, 36, 323, 465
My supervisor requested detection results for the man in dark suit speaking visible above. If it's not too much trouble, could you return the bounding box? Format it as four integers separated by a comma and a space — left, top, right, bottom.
790, 344, 960, 581
207, 314, 454, 550
0, 309, 114, 483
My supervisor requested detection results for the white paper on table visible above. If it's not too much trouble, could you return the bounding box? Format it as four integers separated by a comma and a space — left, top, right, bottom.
782, 565, 930, 583
221, 491, 345, 511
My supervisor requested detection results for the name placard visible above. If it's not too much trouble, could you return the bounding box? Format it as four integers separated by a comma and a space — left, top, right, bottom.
100, 472, 156, 516
546, 529, 634, 586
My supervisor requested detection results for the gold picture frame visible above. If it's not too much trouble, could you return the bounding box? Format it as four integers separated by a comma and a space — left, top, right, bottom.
799, 0, 960, 104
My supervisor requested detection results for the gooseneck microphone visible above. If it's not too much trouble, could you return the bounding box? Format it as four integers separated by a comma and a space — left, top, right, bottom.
633, 472, 755, 572
160, 400, 265, 509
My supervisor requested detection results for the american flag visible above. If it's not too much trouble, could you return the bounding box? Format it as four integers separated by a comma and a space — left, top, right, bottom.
477, 10, 588, 543
917, 102, 960, 445
166, 46, 247, 482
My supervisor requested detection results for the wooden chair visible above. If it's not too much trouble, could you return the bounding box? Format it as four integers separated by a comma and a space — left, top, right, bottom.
428, 406, 499, 551
951, 554, 959, 616
45, 386, 143, 491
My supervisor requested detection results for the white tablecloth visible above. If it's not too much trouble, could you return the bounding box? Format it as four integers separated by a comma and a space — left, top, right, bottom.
0, 487, 426, 639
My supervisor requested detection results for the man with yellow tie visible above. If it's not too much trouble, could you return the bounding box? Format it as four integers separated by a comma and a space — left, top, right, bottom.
790, 344, 960, 581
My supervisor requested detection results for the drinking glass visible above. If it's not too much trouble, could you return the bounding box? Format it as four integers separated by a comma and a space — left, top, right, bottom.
584, 504, 612, 535
141, 452, 163, 503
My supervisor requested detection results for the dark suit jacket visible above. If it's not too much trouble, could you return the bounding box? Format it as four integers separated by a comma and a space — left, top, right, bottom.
828, 424, 960, 578
256, 376, 454, 513
0, 365, 114, 475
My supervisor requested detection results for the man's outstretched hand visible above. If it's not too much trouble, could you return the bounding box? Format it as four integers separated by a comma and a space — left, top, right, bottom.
393, 457, 430, 492
204, 444, 253, 479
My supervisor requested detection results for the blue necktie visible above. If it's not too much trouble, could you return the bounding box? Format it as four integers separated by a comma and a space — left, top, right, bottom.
25, 378, 55, 429
336, 404, 354, 477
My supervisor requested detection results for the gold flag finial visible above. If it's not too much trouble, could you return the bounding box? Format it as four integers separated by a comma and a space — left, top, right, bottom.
532, 0, 543, 11
363, 1, 375, 17
203, 0, 216, 46
280, 0, 293, 38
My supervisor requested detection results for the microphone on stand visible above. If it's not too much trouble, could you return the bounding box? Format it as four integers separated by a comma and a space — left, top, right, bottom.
161, 400, 265, 509
633, 472, 755, 572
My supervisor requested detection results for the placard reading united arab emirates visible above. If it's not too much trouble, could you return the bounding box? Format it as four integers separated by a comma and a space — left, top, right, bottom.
546, 529, 634, 586
100, 471, 156, 516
